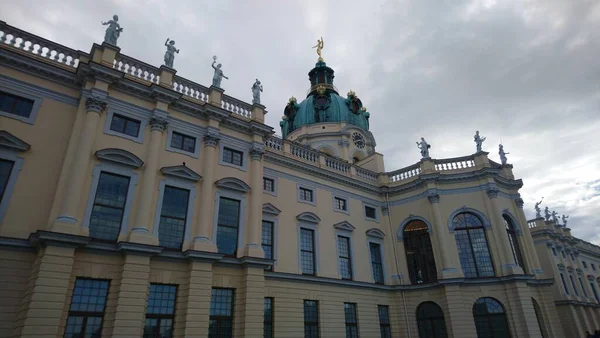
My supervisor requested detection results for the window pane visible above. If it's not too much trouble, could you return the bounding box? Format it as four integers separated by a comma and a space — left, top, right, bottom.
0, 91, 34, 118
89, 172, 130, 241
264, 298, 273, 338
370, 242, 384, 283
110, 114, 126, 133
210, 289, 234, 316
0, 159, 15, 203
338, 236, 352, 280
262, 221, 274, 260
217, 225, 239, 256
218, 198, 240, 227
158, 186, 189, 249
170, 132, 183, 150
65, 279, 109, 338
263, 178, 274, 192
124, 119, 140, 137
304, 300, 318, 321
469, 228, 494, 277
183, 136, 196, 152
146, 284, 177, 315
365, 206, 376, 219
217, 198, 240, 255
301, 229, 315, 275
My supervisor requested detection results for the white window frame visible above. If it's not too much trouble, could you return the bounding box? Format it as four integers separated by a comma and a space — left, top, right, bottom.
212, 189, 247, 256
366, 236, 387, 284
297, 184, 316, 206
165, 127, 201, 158
297, 222, 319, 275
0, 86, 43, 124
103, 109, 146, 143
0, 150, 25, 223
152, 177, 196, 246
335, 231, 356, 280
363, 202, 379, 222
219, 143, 248, 171
332, 194, 350, 215
262, 175, 277, 196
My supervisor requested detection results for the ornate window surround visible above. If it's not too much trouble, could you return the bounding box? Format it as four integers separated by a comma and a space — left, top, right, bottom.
165, 126, 201, 158
334, 221, 356, 280
151, 176, 197, 244
0, 84, 43, 124
103, 107, 147, 144
212, 178, 248, 256
297, 212, 320, 275
366, 228, 387, 284
262, 203, 280, 268
397, 215, 433, 241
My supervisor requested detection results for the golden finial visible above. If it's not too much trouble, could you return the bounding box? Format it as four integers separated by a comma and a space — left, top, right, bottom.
312, 37, 324, 62
316, 85, 326, 95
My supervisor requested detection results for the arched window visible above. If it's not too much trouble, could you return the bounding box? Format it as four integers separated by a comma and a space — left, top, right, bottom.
403, 220, 437, 284
453, 212, 494, 278
472, 297, 511, 338
531, 298, 546, 338
502, 215, 525, 271
416, 302, 448, 338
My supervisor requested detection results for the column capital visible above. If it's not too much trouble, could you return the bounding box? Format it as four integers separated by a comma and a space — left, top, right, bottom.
250, 143, 265, 160
515, 197, 524, 208
427, 193, 440, 204
203, 129, 220, 147
486, 188, 499, 199
85, 97, 107, 114
148, 116, 169, 132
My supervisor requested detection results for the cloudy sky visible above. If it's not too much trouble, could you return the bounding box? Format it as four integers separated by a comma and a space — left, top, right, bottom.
2, 0, 599, 244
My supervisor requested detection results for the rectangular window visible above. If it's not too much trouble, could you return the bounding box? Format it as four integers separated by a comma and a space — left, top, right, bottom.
365, 206, 377, 219
144, 284, 177, 338
303, 300, 319, 338
591, 282, 600, 301
582, 261, 587, 269
570, 253, 575, 261
0, 90, 34, 118
561, 250, 566, 259
560, 273, 569, 295
334, 197, 347, 211
263, 177, 275, 192
158, 186, 190, 250
64, 278, 110, 338
300, 228, 316, 275
110, 113, 141, 137
569, 275, 579, 296
89, 172, 131, 241
222, 147, 243, 166
299, 187, 314, 202
170, 131, 196, 153
592, 263, 597, 271
209, 288, 234, 338
216, 197, 241, 256
551, 248, 557, 256
370, 242, 384, 284
0, 159, 15, 204
264, 297, 274, 338
338, 236, 353, 280
378, 305, 392, 338
579, 277, 588, 297
344, 303, 359, 338
262, 220, 274, 270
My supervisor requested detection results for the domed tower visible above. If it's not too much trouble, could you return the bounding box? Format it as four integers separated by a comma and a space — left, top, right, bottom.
279, 58, 376, 163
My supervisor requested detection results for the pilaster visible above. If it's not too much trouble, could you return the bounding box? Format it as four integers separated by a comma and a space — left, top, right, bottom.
442, 285, 477, 338
244, 141, 265, 258
180, 260, 213, 337
486, 187, 523, 275
504, 282, 543, 337
513, 198, 544, 275
234, 266, 265, 337
428, 192, 463, 279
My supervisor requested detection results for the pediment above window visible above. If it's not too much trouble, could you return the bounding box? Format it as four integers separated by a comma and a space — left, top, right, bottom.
215, 177, 250, 193
262, 203, 281, 215
0, 130, 30, 152
333, 221, 355, 232
366, 228, 385, 239
95, 148, 143, 168
296, 212, 321, 224
557, 263, 565, 271
160, 165, 201, 182
566, 266, 574, 273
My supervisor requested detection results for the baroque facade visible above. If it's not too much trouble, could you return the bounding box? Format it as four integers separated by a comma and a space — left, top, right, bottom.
0, 20, 596, 337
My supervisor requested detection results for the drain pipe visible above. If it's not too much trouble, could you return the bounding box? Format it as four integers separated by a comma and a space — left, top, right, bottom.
385, 191, 412, 337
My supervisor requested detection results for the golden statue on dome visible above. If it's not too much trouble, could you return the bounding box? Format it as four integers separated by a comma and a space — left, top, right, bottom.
312, 37, 324, 61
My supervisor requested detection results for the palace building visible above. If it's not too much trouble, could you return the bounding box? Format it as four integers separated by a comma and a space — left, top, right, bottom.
0, 20, 598, 337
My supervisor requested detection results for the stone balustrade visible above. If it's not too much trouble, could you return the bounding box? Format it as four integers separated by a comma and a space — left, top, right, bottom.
0, 21, 81, 68
325, 157, 350, 173
173, 76, 209, 102
264, 136, 283, 152
356, 167, 378, 182
113, 54, 160, 84
434, 155, 475, 171
290, 143, 319, 163
388, 163, 421, 182
221, 94, 252, 118
527, 220, 537, 229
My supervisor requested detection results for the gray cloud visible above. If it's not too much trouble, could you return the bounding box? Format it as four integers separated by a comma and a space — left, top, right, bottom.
2, 0, 598, 243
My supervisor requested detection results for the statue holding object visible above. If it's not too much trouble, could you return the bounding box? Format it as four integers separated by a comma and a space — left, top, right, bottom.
416, 137, 431, 159
252, 79, 263, 104
534, 197, 544, 218
474, 130, 486, 152
164, 38, 180, 68
212, 56, 229, 88
102, 15, 123, 46
499, 144, 509, 165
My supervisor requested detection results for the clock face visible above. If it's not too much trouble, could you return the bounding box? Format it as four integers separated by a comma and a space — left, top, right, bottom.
352, 132, 365, 148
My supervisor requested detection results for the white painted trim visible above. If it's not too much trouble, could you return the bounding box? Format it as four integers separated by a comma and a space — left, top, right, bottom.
297, 222, 320, 275
0, 84, 43, 124
103, 108, 147, 144
165, 126, 201, 158
212, 189, 247, 256
0, 150, 24, 223
152, 177, 197, 247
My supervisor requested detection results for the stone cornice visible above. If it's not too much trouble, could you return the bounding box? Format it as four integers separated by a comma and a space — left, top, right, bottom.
0, 47, 80, 88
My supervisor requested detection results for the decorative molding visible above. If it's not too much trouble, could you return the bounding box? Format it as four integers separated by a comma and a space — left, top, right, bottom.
557, 263, 565, 271
397, 215, 433, 240
381, 206, 389, 216
262, 203, 281, 215
250, 148, 265, 161
160, 164, 201, 182
486, 188, 499, 199
149, 116, 169, 132
576, 268, 583, 276
215, 177, 251, 193
296, 212, 321, 224
95, 148, 143, 168
0, 131, 30, 152
566, 266, 574, 273
515, 198, 524, 209
85, 97, 107, 114
366, 228, 385, 239
333, 221, 355, 232
427, 193, 440, 204
447, 206, 492, 232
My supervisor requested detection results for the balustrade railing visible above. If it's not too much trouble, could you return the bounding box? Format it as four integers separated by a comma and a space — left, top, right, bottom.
388, 163, 421, 182
173, 76, 209, 102
290, 144, 319, 163
325, 157, 350, 173
527, 220, 537, 229
264, 136, 283, 152
434, 155, 475, 171
221, 94, 252, 118
0, 21, 81, 68
113, 54, 160, 84
356, 168, 378, 182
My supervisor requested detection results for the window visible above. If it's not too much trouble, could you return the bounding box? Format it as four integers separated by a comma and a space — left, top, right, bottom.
110, 113, 141, 137
334, 197, 347, 211
551, 248, 557, 256
338, 236, 353, 280
403, 220, 437, 284
532, 298, 547, 338
64, 278, 110, 338
0, 159, 15, 205
89, 172, 131, 241
303, 300, 319, 338
300, 228, 316, 275
158, 186, 190, 250
144, 284, 177, 338
222, 147, 243, 166
416, 302, 448, 338
344, 303, 359, 338
263, 177, 275, 192
561, 250, 566, 259
365, 205, 377, 220
170, 131, 196, 153
472, 298, 511, 338
560, 274, 569, 295
370, 242, 384, 284
592, 263, 597, 271
216, 197, 241, 256
579, 278, 588, 297
262, 220, 274, 270
264, 298, 274, 338
582, 261, 587, 269
503, 215, 525, 271
378, 305, 391, 338
299, 187, 314, 202
209, 288, 234, 338
570, 253, 575, 262
0, 90, 34, 118
591, 282, 600, 301
453, 212, 495, 278
569, 275, 579, 296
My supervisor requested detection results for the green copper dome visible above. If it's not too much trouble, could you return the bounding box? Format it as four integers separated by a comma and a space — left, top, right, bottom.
280, 61, 370, 138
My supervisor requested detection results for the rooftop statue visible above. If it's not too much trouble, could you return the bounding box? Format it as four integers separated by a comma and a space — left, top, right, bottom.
252, 79, 263, 104
534, 197, 544, 218
416, 137, 431, 159
474, 130, 486, 152
562, 214, 569, 228
211, 56, 228, 88
544, 206, 551, 222
163, 38, 180, 68
499, 144, 509, 165
551, 210, 559, 224
312, 37, 324, 62
101, 15, 123, 46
